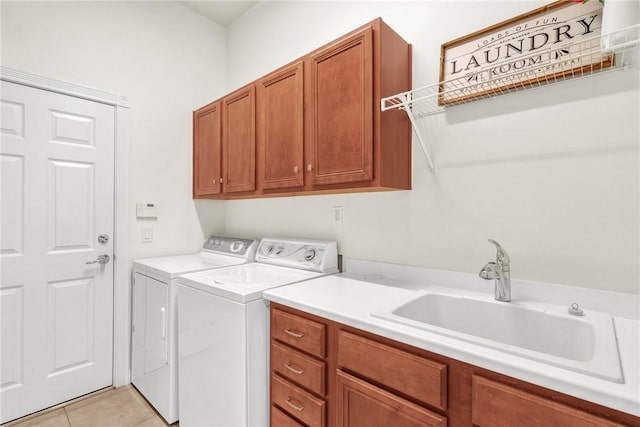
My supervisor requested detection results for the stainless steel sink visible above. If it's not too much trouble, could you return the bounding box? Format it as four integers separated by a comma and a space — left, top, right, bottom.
371, 290, 623, 383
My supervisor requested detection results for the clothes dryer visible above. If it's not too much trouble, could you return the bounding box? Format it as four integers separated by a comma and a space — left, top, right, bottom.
131, 235, 257, 423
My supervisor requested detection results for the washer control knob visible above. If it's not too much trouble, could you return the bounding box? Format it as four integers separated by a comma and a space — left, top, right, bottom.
263, 245, 274, 255
303, 249, 316, 261
230, 241, 244, 253
274, 246, 284, 255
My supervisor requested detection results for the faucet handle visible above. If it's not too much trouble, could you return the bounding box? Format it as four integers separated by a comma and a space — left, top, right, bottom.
488, 239, 510, 269
479, 262, 496, 280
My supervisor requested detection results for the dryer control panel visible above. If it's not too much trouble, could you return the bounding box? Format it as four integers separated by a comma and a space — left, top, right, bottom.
203, 235, 258, 259
256, 238, 339, 273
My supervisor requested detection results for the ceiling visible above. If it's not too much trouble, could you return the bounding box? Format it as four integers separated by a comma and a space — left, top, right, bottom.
177, 1, 259, 27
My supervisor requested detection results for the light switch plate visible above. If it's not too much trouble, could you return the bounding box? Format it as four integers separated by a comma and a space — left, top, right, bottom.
332, 206, 343, 225
141, 226, 153, 243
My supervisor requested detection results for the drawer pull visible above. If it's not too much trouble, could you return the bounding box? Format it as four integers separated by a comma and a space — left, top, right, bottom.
284, 363, 305, 375
284, 329, 305, 338
285, 398, 305, 412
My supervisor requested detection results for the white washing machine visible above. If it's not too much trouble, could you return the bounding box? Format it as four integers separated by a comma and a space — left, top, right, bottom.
177, 237, 338, 427
131, 235, 258, 424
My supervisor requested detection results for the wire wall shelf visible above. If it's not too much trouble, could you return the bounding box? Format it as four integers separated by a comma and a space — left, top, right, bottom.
381, 24, 640, 172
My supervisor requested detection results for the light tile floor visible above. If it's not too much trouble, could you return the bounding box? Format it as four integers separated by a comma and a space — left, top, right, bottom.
4, 386, 177, 427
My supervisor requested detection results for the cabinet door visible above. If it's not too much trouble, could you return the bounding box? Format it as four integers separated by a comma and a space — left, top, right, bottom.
309, 27, 373, 185
472, 376, 626, 427
258, 62, 304, 190
223, 85, 256, 193
335, 370, 447, 427
193, 102, 222, 197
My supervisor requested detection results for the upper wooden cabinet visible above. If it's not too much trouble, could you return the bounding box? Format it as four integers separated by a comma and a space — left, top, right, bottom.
223, 85, 256, 194
257, 62, 304, 190
308, 27, 374, 186
193, 18, 411, 199
192, 101, 222, 198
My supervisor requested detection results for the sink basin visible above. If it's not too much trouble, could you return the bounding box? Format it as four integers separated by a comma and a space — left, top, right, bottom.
371, 290, 623, 383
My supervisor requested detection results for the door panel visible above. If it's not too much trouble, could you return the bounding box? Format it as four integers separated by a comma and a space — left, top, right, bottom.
0, 286, 23, 391
49, 110, 96, 147
47, 278, 94, 375
0, 81, 115, 423
1, 154, 24, 256
48, 160, 95, 251
1, 99, 25, 137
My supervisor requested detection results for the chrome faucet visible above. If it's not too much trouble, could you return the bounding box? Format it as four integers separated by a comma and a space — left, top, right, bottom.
479, 239, 511, 302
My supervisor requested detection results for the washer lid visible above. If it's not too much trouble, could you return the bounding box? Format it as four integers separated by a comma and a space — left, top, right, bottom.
133, 252, 248, 278
178, 263, 322, 303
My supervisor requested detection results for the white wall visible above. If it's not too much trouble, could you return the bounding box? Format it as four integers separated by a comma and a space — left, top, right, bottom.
1, 1, 227, 260
225, 1, 640, 294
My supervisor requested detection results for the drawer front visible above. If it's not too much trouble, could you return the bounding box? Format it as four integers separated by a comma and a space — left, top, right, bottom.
272, 308, 326, 358
472, 376, 625, 427
336, 370, 447, 427
272, 374, 326, 427
337, 330, 447, 410
271, 405, 305, 427
272, 341, 326, 395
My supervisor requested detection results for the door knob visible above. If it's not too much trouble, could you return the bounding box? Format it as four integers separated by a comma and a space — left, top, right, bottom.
86, 254, 110, 265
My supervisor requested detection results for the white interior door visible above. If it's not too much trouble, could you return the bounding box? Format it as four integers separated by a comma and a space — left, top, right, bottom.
1, 80, 115, 423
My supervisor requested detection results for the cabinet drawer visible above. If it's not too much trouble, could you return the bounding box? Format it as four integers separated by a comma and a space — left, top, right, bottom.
337, 330, 447, 411
271, 405, 305, 427
272, 341, 326, 395
472, 376, 625, 427
272, 308, 326, 358
336, 370, 447, 427
272, 374, 326, 427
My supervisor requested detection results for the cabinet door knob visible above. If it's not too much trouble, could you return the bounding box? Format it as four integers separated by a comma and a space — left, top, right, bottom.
293, 166, 299, 173
307, 164, 313, 172
212, 178, 217, 185
220, 177, 224, 184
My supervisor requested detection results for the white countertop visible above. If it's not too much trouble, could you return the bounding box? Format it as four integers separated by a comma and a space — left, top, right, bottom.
263, 261, 640, 417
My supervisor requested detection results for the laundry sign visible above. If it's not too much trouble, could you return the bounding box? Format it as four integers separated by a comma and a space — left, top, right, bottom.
438, 0, 613, 105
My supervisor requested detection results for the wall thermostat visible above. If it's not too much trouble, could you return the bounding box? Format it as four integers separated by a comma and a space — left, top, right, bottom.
136, 202, 158, 219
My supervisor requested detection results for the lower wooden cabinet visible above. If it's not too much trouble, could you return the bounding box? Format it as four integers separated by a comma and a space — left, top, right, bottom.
471, 376, 627, 427
335, 370, 446, 427
272, 374, 326, 427
272, 341, 326, 395
270, 307, 329, 427
271, 405, 305, 427
337, 330, 447, 411
270, 303, 640, 427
